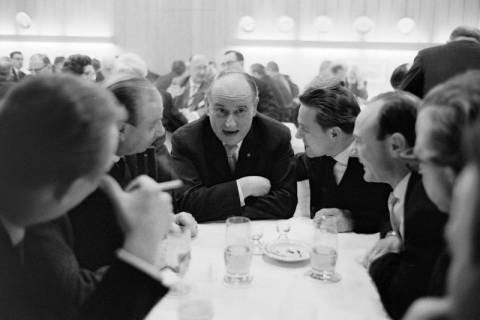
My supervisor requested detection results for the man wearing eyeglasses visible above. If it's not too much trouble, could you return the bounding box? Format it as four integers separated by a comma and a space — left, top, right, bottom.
28, 53, 53, 76
171, 71, 297, 222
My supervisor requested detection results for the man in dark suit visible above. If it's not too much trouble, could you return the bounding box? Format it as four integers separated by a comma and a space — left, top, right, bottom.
400, 26, 480, 98
69, 76, 196, 271
250, 63, 286, 121
171, 71, 297, 222
295, 85, 391, 233
0, 57, 15, 99
221, 50, 281, 121
0, 75, 173, 320
9, 51, 26, 82
155, 60, 186, 91
354, 91, 448, 320
171, 54, 211, 120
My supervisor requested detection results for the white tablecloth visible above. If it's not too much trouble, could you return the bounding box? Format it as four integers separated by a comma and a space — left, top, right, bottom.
146, 217, 389, 320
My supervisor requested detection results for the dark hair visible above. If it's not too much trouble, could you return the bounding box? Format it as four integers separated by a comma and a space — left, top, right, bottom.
370, 91, 419, 147
390, 63, 409, 89
54, 56, 65, 65
107, 77, 160, 126
91, 58, 101, 71
450, 26, 480, 43
299, 85, 360, 134
224, 50, 244, 62
171, 60, 186, 75
250, 63, 266, 77
62, 54, 92, 76
9, 51, 22, 59
207, 71, 258, 102
266, 61, 279, 72
421, 71, 480, 172
0, 74, 124, 189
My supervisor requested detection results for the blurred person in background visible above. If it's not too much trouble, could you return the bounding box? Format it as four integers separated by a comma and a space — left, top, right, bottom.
9, 51, 25, 82
52, 56, 65, 74
0, 57, 14, 98
28, 54, 52, 76
62, 54, 96, 82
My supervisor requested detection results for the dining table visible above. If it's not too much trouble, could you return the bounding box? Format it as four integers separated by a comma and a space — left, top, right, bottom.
146, 217, 390, 320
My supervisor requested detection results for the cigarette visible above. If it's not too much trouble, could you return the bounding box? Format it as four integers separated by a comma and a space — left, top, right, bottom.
155, 179, 183, 191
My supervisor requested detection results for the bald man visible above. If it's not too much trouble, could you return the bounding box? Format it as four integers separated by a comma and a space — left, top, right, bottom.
172, 54, 211, 118
171, 71, 297, 222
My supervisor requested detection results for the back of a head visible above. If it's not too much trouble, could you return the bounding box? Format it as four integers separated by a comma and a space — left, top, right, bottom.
114, 53, 148, 78
62, 54, 92, 76
390, 63, 409, 89
224, 50, 244, 62
107, 76, 159, 126
171, 60, 186, 75
0, 74, 123, 190
250, 63, 266, 77
370, 91, 419, 147
0, 57, 12, 78
450, 25, 480, 42
299, 84, 360, 134
421, 71, 480, 172
266, 61, 279, 72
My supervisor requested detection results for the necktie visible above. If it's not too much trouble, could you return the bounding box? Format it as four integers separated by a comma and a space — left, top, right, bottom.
225, 144, 238, 173
388, 192, 402, 238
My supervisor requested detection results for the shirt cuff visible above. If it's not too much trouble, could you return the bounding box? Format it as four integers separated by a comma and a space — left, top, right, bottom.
117, 248, 179, 287
236, 180, 245, 207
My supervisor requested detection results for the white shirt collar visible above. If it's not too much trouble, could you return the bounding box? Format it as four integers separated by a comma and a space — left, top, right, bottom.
333, 142, 354, 166
393, 172, 411, 201
224, 141, 243, 154
0, 216, 25, 246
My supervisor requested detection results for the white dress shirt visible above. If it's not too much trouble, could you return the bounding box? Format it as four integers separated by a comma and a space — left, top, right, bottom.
389, 172, 411, 239
223, 141, 246, 207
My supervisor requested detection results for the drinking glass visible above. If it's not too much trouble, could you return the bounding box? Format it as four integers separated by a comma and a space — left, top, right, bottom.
224, 216, 253, 285
310, 214, 341, 282
251, 223, 264, 255
275, 219, 291, 241
164, 228, 191, 295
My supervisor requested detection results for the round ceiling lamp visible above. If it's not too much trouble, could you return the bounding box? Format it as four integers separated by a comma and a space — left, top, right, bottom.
276, 15, 295, 33
314, 16, 333, 33
397, 17, 416, 35
353, 16, 375, 34
15, 12, 32, 29
239, 16, 256, 33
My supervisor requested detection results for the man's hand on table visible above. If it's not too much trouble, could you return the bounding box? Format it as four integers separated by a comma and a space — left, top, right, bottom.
362, 233, 402, 268
172, 211, 198, 237
100, 175, 174, 265
238, 176, 271, 198
313, 208, 354, 232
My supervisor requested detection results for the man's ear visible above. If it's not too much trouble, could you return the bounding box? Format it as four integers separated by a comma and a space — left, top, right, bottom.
329, 127, 341, 139
388, 132, 408, 157
118, 123, 129, 142
252, 97, 259, 116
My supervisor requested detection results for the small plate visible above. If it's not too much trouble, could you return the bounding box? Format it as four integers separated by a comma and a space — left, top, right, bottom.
264, 240, 310, 262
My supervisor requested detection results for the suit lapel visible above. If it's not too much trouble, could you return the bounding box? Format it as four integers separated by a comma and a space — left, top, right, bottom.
203, 118, 232, 180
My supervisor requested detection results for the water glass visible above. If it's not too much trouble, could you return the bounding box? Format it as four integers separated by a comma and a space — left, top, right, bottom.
310, 214, 340, 282
224, 216, 253, 285
164, 228, 192, 295
251, 223, 264, 255
275, 219, 291, 241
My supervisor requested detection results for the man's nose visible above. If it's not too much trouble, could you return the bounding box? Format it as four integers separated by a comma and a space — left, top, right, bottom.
225, 114, 237, 127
